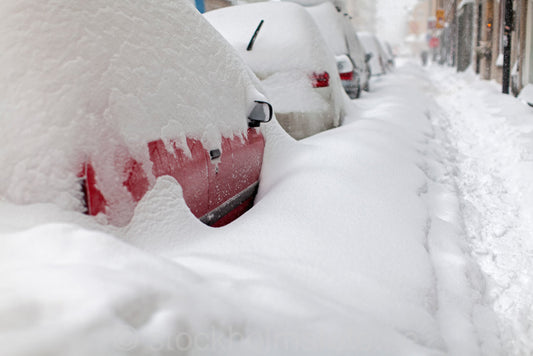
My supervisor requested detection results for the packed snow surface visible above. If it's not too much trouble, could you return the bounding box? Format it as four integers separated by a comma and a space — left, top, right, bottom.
306, 2, 368, 87
429, 66, 533, 355
2, 59, 533, 355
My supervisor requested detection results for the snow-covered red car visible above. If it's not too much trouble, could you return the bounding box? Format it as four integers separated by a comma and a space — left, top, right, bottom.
205, 2, 345, 140
0, 0, 272, 227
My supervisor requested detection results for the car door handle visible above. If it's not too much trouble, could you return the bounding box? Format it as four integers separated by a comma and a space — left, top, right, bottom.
209, 149, 221, 160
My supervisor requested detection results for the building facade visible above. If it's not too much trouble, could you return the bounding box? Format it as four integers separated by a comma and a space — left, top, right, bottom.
408, 0, 532, 96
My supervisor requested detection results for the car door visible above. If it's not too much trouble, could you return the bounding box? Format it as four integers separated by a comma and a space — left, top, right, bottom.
204, 128, 265, 227
81, 137, 210, 226
148, 138, 210, 219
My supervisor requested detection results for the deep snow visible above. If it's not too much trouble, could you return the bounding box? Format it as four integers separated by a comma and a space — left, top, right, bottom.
1, 60, 533, 355
429, 65, 533, 355
0, 0, 265, 224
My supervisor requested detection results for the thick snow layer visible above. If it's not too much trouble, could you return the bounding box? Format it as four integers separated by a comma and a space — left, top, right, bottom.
518, 84, 533, 105
204, 2, 338, 81
306, 2, 348, 56
0, 0, 262, 213
428, 65, 533, 355
204, 2, 345, 123
3, 60, 525, 355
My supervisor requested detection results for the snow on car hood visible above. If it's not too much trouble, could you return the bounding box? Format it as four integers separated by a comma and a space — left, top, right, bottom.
0, 0, 264, 211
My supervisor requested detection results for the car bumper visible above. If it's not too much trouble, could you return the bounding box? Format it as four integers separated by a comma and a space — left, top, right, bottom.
275, 106, 338, 140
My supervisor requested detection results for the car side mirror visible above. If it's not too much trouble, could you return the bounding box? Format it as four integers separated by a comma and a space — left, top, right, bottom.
248, 100, 273, 127
365, 53, 373, 63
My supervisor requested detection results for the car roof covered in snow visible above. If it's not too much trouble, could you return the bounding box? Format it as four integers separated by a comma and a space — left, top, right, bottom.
306, 2, 366, 68
204, 2, 335, 78
306, 2, 348, 56
0, 0, 263, 209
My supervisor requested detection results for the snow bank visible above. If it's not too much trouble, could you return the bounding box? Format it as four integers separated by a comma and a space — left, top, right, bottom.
429, 65, 533, 355
518, 83, 533, 105
204, 1, 346, 134
0, 0, 260, 214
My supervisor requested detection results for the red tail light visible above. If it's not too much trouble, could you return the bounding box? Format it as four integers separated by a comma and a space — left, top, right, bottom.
340, 71, 354, 81
311, 71, 330, 88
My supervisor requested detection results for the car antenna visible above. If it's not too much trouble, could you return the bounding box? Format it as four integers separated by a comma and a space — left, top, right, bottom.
247, 20, 264, 51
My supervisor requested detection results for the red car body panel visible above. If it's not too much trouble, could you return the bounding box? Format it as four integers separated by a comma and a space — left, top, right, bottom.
149, 138, 209, 217
81, 128, 265, 227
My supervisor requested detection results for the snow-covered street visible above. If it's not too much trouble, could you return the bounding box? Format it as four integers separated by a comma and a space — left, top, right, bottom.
2, 61, 533, 356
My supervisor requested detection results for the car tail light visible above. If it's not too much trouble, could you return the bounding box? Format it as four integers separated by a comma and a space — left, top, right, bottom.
340, 71, 354, 81
311, 72, 330, 88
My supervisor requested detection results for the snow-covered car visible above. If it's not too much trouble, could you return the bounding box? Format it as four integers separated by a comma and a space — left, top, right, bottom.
205, 2, 345, 140
358, 32, 389, 76
306, 2, 370, 98
0, 0, 272, 227
378, 39, 395, 71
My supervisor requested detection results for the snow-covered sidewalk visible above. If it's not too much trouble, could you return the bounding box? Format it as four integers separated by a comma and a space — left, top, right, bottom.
1, 61, 532, 356
428, 66, 533, 355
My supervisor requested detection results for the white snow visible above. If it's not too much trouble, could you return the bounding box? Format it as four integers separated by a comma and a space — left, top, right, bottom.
429, 66, 533, 355
204, 2, 346, 137
518, 83, 533, 105
306, 2, 348, 56
0, 0, 263, 218
2, 48, 533, 355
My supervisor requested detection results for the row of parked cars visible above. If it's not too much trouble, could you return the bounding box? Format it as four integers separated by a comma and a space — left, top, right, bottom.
2, 0, 394, 229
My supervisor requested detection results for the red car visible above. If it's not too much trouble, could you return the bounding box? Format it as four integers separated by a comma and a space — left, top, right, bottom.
80, 100, 271, 227
1, 0, 272, 227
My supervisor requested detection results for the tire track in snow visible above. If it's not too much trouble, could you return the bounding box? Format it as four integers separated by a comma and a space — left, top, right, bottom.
418, 107, 502, 356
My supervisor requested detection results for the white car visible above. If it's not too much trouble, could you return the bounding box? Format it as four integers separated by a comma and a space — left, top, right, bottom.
0, 0, 272, 227
358, 32, 389, 77
205, 2, 345, 140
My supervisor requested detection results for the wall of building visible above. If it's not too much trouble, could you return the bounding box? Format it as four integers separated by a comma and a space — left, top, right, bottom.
524, 0, 533, 86
411, 0, 531, 95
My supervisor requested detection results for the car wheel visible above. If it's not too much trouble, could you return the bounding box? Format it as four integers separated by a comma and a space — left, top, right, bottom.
347, 89, 358, 100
